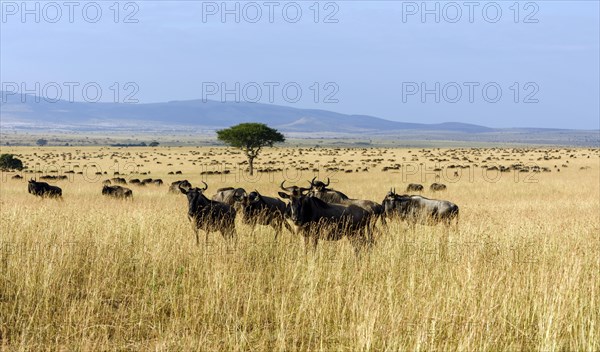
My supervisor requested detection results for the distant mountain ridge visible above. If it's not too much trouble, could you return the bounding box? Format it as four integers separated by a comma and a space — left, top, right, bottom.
1, 92, 500, 133
1, 92, 597, 148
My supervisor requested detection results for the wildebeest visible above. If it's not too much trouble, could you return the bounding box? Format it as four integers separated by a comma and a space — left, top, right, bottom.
234, 190, 293, 238
102, 185, 133, 199
279, 181, 372, 253
130, 179, 141, 185
169, 180, 191, 193
28, 179, 62, 198
306, 177, 349, 203
179, 181, 236, 245
430, 183, 447, 191
307, 177, 385, 226
39, 175, 67, 180
152, 179, 163, 186
382, 190, 458, 226
406, 183, 424, 192
111, 177, 127, 185
211, 187, 246, 206
12, 175, 23, 179
102, 179, 112, 185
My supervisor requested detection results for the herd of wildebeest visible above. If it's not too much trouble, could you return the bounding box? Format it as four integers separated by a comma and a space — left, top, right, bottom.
9, 146, 597, 252
23, 175, 457, 252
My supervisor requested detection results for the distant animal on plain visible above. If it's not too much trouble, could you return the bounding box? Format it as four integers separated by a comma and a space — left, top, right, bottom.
28, 179, 62, 198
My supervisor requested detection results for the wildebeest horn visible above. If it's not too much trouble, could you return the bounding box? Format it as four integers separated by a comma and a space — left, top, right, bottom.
280, 180, 294, 192
178, 184, 189, 194
310, 177, 316, 186
201, 181, 208, 191
324, 178, 330, 187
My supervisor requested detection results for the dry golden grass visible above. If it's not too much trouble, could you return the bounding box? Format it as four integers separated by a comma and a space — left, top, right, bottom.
1, 146, 599, 351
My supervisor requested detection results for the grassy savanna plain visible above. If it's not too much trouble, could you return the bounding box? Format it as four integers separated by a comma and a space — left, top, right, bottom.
0, 146, 598, 351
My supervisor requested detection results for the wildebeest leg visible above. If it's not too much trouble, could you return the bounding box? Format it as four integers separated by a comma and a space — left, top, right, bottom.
439, 231, 449, 261
453, 215, 459, 232
364, 222, 375, 246
372, 216, 382, 244
408, 219, 417, 232
230, 227, 237, 242
247, 221, 256, 238
271, 221, 280, 241
379, 214, 387, 228
193, 229, 200, 246
227, 228, 238, 251
303, 235, 311, 254
282, 220, 294, 238
351, 235, 366, 258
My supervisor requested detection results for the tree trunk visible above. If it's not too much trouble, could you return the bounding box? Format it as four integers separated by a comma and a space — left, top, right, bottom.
248, 155, 255, 176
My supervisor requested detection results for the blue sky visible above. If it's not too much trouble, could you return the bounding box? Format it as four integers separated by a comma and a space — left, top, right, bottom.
1, 1, 598, 129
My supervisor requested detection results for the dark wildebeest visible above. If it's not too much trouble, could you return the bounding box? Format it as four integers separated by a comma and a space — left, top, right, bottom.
12, 175, 23, 179
142, 178, 153, 184
152, 179, 163, 186
28, 179, 62, 198
102, 179, 112, 185
279, 181, 372, 253
211, 187, 246, 206
234, 190, 293, 238
169, 180, 192, 193
406, 183, 424, 192
306, 177, 349, 203
179, 181, 236, 245
102, 185, 133, 199
382, 190, 458, 227
430, 183, 447, 191
111, 177, 127, 185
307, 177, 386, 227
130, 179, 141, 185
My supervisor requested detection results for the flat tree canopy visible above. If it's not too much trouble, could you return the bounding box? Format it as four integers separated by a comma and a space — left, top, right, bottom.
0, 154, 24, 170
217, 123, 285, 175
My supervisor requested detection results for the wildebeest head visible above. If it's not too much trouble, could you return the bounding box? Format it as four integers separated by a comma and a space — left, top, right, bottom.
102, 185, 110, 195
382, 189, 412, 216
179, 180, 206, 198
307, 177, 349, 203
234, 190, 260, 220
384, 188, 397, 200
170, 179, 192, 193
309, 177, 330, 192
382, 188, 398, 213
278, 181, 310, 224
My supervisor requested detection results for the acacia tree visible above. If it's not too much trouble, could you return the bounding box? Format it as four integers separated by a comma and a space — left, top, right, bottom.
217, 123, 285, 175
0, 154, 24, 170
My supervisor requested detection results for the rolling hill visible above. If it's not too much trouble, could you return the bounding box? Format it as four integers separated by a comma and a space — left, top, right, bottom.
1, 92, 495, 133
1, 92, 598, 146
